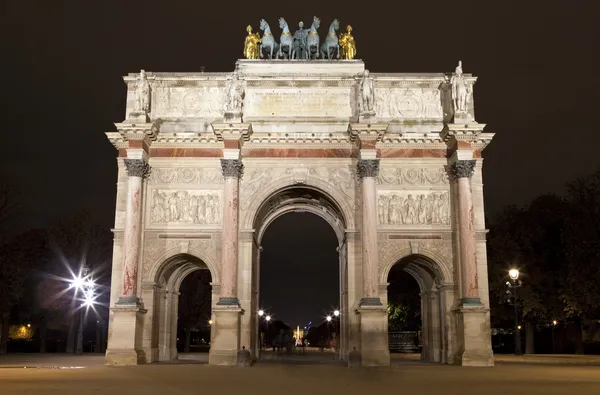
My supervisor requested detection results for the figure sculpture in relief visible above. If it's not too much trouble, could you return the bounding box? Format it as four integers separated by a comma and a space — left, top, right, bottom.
133, 69, 150, 113
277, 17, 293, 59
305, 17, 321, 60
292, 21, 309, 59
320, 19, 340, 59
243, 25, 261, 59
378, 192, 450, 225
450, 60, 472, 114
360, 69, 375, 114
339, 25, 356, 60
224, 70, 244, 114
259, 19, 279, 59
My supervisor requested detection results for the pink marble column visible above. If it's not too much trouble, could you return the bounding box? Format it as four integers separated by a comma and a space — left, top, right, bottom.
217, 159, 243, 306
449, 160, 480, 304
119, 159, 150, 304
357, 159, 382, 306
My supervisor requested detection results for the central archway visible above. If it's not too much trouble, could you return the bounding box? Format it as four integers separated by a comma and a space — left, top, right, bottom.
251, 186, 349, 362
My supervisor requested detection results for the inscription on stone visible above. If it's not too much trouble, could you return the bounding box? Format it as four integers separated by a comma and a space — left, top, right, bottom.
244, 89, 351, 117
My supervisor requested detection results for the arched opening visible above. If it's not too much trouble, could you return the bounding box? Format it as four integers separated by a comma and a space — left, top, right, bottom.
251, 186, 348, 363
386, 254, 446, 363
152, 253, 215, 363
177, 269, 212, 357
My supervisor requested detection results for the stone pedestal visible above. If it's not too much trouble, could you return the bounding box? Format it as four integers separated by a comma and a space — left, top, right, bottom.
357, 306, 390, 367
456, 305, 494, 367
209, 307, 243, 366
105, 304, 147, 365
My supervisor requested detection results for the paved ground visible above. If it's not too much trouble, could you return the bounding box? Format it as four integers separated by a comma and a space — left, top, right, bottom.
0, 353, 599, 395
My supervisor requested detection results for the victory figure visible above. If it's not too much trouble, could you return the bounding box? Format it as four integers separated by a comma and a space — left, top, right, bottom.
451, 60, 472, 114
133, 69, 150, 113
293, 21, 309, 59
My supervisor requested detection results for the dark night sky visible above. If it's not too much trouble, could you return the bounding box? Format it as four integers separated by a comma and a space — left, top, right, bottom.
1, 1, 599, 320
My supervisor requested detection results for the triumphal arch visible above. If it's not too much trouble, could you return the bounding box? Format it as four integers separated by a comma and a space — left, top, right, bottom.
104, 21, 495, 367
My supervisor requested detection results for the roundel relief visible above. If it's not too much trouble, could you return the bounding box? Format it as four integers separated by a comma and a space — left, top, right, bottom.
396, 93, 422, 118
182, 92, 203, 114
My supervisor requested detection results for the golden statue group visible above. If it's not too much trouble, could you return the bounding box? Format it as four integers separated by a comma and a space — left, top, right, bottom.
243, 17, 357, 60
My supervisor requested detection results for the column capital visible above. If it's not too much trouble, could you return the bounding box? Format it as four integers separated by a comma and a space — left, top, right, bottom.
357, 159, 380, 178
448, 160, 476, 180
124, 159, 151, 178
221, 158, 244, 178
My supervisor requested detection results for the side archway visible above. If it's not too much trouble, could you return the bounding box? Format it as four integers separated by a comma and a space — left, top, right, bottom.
147, 253, 216, 363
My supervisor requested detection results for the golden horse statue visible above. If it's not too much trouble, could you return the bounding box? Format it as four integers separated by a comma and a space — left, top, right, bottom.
243, 25, 261, 59
339, 25, 357, 60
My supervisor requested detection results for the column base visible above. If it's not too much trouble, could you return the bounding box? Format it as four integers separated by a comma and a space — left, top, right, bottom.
455, 304, 494, 367
105, 302, 147, 366
357, 304, 390, 367
209, 306, 243, 366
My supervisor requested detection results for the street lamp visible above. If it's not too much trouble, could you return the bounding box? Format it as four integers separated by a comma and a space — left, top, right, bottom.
506, 268, 523, 356
552, 320, 557, 353
333, 310, 340, 317
69, 268, 97, 355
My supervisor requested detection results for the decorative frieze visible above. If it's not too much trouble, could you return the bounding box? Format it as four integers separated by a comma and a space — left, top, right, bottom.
377, 167, 448, 185
124, 159, 151, 178
148, 168, 224, 185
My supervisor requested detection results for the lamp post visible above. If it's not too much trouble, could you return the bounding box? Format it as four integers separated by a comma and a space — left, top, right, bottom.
257, 310, 264, 359
506, 269, 522, 355
69, 268, 97, 355
552, 320, 557, 354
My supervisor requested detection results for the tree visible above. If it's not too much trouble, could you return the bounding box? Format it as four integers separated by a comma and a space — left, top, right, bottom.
561, 170, 600, 353
178, 270, 212, 352
487, 196, 570, 353
0, 229, 47, 354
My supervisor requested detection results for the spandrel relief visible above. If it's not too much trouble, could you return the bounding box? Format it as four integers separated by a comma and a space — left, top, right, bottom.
150, 190, 222, 225
378, 191, 450, 226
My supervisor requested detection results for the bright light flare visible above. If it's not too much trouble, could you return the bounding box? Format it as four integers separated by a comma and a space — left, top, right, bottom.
258, 309, 264, 316
509, 269, 519, 280
326, 316, 332, 322
70, 275, 85, 290
265, 315, 271, 322
333, 310, 340, 317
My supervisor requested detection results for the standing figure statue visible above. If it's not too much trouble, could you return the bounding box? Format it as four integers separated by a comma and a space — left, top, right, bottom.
450, 60, 472, 114
277, 17, 293, 59
292, 21, 309, 59
259, 19, 279, 59
360, 69, 375, 114
224, 70, 244, 114
320, 19, 340, 60
133, 69, 150, 113
243, 25, 261, 59
339, 25, 357, 60
305, 16, 321, 60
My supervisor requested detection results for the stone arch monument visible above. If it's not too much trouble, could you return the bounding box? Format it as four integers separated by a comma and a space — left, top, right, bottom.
104, 55, 495, 367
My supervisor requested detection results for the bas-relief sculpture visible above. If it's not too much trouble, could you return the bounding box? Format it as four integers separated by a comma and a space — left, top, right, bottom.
374, 88, 443, 120
377, 191, 451, 226
238, 166, 358, 212
150, 190, 222, 225
377, 167, 449, 185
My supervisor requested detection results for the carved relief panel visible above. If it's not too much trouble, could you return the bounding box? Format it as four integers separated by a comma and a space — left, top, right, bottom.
374, 88, 443, 120
148, 189, 222, 227
152, 86, 225, 118
377, 191, 450, 226
377, 167, 448, 185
